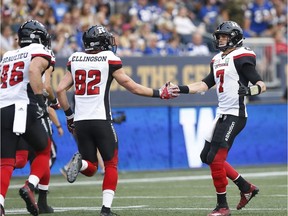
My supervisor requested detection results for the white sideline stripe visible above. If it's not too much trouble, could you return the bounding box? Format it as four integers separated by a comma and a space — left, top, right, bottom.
9, 171, 287, 189
5, 206, 287, 215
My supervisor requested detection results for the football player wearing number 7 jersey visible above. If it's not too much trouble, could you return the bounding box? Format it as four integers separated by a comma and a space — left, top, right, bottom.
175, 21, 266, 216
56, 25, 179, 216
0, 20, 54, 216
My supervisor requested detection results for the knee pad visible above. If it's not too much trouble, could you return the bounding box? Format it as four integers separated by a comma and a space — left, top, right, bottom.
210, 162, 228, 191
206, 142, 228, 164
15, 150, 29, 168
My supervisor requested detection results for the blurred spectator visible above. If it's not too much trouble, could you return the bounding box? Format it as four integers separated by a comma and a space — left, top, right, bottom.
186, 32, 210, 56
27, 0, 45, 19
156, 1, 176, 29
197, 0, 220, 34
243, 0, 276, 37
173, 6, 198, 44
79, 2, 95, 27
50, 0, 69, 24
164, 35, 182, 56
95, 3, 111, 26
109, 13, 125, 35
138, 23, 154, 43
274, 31, 288, 55
155, 21, 174, 49
119, 34, 143, 57
217, 0, 247, 27
52, 22, 75, 57
1, 5, 13, 27
143, 33, 163, 56
119, 23, 134, 50
128, 35, 143, 56
129, 0, 158, 24
10, 0, 29, 32
0, 25, 17, 56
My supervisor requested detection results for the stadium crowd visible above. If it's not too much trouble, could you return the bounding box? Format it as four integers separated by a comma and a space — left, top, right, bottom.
0, 0, 287, 58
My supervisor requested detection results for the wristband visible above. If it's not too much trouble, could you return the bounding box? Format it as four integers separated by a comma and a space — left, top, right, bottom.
250, 84, 261, 96
178, 85, 189, 94
152, 89, 160, 97
56, 125, 61, 129
64, 107, 74, 119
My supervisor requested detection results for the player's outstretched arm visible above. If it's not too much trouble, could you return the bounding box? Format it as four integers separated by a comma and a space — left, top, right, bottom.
177, 81, 209, 94
113, 68, 179, 99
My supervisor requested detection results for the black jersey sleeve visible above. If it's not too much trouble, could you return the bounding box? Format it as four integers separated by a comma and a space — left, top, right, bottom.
202, 61, 215, 89
234, 52, 262, 85
108, 60, 122, 74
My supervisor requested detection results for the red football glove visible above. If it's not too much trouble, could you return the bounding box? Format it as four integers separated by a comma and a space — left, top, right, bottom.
159, 82, 180, 99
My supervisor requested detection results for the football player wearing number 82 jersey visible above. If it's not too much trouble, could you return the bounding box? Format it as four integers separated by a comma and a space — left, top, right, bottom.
56, 25, 180, 216
174, 21, 266, 216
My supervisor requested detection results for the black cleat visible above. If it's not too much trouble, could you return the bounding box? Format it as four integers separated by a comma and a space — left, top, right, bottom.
39, 204, 54, 214
0, 204, 5, 216
100, 212, 119, 216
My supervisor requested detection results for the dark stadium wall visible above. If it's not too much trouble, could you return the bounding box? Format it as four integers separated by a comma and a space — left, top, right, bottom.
13, 103, 287, 176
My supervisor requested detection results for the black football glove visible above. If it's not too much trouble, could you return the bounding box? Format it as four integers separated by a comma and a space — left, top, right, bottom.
50, 98, 61, 110
36, 94, 49, 119
66, 115, 75, 134
238, 81, 261, 96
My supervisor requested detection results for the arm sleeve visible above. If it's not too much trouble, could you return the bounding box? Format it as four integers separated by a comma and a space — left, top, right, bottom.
235, 54, 262, 85
202, 61, 215, 89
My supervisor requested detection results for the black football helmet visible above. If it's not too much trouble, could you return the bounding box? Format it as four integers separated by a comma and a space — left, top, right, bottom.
18, 20, 51, 48
213, 21, 244, 51
82, 25, 117, 53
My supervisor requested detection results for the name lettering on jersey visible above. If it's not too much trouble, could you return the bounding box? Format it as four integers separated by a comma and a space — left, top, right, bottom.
2, 52, 28, 63
215, 62, 228, 69
71, 56, 107, 62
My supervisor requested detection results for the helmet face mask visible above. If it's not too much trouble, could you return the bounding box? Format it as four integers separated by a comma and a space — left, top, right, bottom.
213, 21, 244, 52
82, 25, 117, 53
18, 20, 51, 48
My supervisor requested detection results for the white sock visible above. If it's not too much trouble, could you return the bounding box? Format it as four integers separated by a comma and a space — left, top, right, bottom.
80, 160, 88, 171
38, 184, 49, 191
102, 189, 115, 208
28, 175, 40, 188
0, 195, 4, 207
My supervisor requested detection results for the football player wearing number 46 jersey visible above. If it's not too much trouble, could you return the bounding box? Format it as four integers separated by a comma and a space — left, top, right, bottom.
174, 21, 266, 216
56, 25, 179, 216
0, 20, 55, 216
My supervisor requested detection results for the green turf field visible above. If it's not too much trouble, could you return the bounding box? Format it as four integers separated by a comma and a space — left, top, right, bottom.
5, 165, 288, 216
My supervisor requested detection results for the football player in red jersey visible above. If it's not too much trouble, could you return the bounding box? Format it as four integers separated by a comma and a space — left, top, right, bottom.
56, 25, 179, 216
175, 21, 266, 216
0, 20, 54, 216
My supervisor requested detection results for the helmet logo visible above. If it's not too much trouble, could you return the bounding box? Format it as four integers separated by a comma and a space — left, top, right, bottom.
30, 33, 36, 39
97, 26, 106, 34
